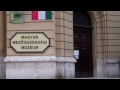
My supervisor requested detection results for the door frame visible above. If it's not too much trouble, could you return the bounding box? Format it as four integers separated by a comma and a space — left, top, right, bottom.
74, 25, 93, 77
73, 11, 105, 78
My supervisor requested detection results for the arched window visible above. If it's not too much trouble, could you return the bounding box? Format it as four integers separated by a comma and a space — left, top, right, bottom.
73, 11, 92, 29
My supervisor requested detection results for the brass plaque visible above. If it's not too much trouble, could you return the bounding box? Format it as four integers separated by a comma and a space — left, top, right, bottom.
10, 32, 50, 53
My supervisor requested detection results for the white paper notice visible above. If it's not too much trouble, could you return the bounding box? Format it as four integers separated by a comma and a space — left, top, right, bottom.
74, 50, 79, 55
75, 55, 79, 59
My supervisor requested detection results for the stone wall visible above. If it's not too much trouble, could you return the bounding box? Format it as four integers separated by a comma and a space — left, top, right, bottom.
0, 11, 5, 79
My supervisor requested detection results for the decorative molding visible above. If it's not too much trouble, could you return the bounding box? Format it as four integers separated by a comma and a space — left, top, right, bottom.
106, 59, 120, 64
57, 57, 76, 63
4, 56, 76, 63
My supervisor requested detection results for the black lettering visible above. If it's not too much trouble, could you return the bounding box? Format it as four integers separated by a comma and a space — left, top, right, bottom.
16, 41, 18, 44
43, 41, 47, 44
33, 36, 35, 39
18, 41, 20, 44
26, 41, 29, 44
21, 40, 23, 44
34, 41, 38, 44
21, 36, 24, 39
32, 41, 34, 44
19, 13, 22, 18
21, 46, 25, 49
28, 36, 30, 39
41, 40, 43, 43
12, 41, 16, 44
37, 41, 40, 44
35, 46, 38, 49
21, 46, 38, 49
28, 46, 30, 49
24, 41, 26, 44
36, 36, 38, 39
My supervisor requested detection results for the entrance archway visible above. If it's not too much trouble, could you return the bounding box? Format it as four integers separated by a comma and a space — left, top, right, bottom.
73, 11, 93, 78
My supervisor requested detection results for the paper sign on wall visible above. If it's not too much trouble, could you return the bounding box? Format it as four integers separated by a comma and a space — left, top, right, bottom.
75, 55, 79, 59
74, 50, 79, 55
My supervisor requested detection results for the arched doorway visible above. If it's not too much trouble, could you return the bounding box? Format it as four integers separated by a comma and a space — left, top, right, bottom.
73, 11, 93, 78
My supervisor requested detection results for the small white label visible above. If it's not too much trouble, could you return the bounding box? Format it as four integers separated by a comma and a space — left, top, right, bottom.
74, 50, 79, 55
75, 55, 79, 59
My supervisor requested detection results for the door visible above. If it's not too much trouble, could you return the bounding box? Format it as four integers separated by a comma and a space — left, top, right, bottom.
74, 27, 93, 78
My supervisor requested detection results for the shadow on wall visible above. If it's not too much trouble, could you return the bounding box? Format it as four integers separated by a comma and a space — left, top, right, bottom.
0, 57, 6, 79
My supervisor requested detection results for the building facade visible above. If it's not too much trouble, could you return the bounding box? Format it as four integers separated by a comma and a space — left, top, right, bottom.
0, 11, 120, 79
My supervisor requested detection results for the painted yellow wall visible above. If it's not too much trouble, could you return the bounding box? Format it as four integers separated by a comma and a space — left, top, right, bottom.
6, 11, 56, 56
0, 11, 120, 59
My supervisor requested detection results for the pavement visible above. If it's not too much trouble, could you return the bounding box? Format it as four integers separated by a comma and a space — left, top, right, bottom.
74, 77, 120, 79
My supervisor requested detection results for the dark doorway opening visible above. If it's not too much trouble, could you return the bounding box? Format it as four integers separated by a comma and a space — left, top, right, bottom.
73, 11, 93, 78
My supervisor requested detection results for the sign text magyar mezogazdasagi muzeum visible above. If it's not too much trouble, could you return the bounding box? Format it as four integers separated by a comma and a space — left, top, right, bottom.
10, 32, 50, 53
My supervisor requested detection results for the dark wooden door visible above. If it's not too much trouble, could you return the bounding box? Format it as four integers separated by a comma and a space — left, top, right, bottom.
74, 27, 93, 78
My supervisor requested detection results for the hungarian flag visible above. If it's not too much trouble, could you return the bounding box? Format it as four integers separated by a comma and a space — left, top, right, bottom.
32, 11, 52, 20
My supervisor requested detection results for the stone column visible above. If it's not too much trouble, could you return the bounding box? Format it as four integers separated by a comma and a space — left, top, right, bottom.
104, 11, 120, 78
55, 11, 76, 79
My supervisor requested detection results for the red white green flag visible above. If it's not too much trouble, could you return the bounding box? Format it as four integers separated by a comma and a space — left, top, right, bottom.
32, 11, 52, 20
